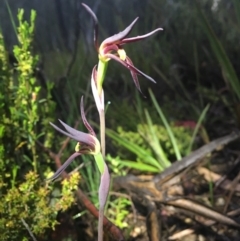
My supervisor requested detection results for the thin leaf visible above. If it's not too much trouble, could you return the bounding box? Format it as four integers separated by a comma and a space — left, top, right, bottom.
5, 0, 18, 38
149, 89, 182, 160
117, 160, 160, 173
197, 6, 240, 100
187, 104, 210, 154
106, 128, 162, 170
233, 0, 240, 27
144, 109, 171, 169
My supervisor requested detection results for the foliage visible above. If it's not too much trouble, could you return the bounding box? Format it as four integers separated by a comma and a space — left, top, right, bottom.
107, 196, 131, 229
109, 123, 192, 166
0, 9, 80, 240
0, 9, 55, 182
106, 117, 192, 172
74, 156, 130, 231
80, 156, 100, 205
0, 171, 80, 240
197, 4, 240, 101
106, 86, 210, 174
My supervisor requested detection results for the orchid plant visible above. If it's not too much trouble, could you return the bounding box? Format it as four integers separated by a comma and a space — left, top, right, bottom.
49, 3, 162, 241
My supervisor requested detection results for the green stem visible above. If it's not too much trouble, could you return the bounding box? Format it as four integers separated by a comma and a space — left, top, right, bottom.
94, 156, 109, 241
31, 143, 37, 172
96, 59, 108, 158
99, 109, 106, 158
95, 59, 108, 241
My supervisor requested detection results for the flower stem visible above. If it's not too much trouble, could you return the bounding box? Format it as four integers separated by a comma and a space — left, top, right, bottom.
96, 59, 109, 241
100, 109, 106, 158
98, 206, 104, 241
94, 157, 110, 241
98, 98, 106, 241
96, 59, 108, 158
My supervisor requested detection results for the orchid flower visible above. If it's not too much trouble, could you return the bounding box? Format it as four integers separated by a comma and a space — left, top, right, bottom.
49, 96, 110, 241
48, 97, 105, 180
82, 3, 163, 93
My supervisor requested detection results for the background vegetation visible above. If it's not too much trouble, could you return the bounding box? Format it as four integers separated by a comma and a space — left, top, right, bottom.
0, 0, 239, 240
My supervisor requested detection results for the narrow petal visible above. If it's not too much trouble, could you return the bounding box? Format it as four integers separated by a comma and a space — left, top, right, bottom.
105, 53, 156, 88
50, 121, 94, 145
80, 96, 96, 137
120, 28, 163, 45
58, 120, 93, 143
125, 56, 142, 93
127, 62, 157, 83
101, 17, 138, 46
46, 152, 81, 181
82, 3, 99, 50
50, 122, 77, 140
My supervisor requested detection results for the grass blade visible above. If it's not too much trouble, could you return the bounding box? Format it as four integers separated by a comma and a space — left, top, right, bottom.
108, 158, 161, 173
187, 104, 210, 154
149, 89, 182, 160
233, 0, 240, 27
196, 6, 240, 100
106, 128, 162, 170
5, 0, 18, 38
144, 109, 171, 169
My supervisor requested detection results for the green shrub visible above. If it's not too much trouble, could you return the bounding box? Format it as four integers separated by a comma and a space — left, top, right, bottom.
0, 9, 55, 181
115, 123, 192, 162
0, 171, 80, 240
0, 9, 80, 240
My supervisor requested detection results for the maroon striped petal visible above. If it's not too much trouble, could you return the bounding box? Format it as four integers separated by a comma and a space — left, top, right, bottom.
80, 96, 96, 137
50, 120, 95, 146
105, 53, 156, 92
82, 3, 99, 50
50, 122, 78, 140
101, 18, 138, 46
58, 120, 93, 143
125, 56, 142, 93
46, 152, 81, 181
120, 28, 163, 45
